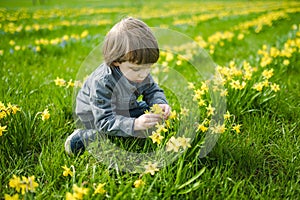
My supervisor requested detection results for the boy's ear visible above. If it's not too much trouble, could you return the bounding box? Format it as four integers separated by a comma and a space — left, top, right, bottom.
113, 62, 120, 66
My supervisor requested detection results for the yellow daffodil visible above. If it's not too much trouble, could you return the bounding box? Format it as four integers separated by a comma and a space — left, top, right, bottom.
187, 82, 195, 89
93, 183, 106, 195
198, 99, 206, 107
74, 80, 83, 88
270, 83, 280, 92
67, 79, 75, 87
144, 162, 159, 175
66, 192, 76, 200
4, 194, 19, 200
80, 30, 89, 38
0, 101, 6, 110
155, 123, 168, 133
26, 176, 39, 193
176, 60, 182, 66
252, 82, 264, 92
133, 179, 145, 188
211, 124, 226, 134
206, 104, 215, 116
9, 40, 15, 46
237, 33, 244, 40
0, 111, 7, 119
224, 111, 231, 120
220, 89, 228, 97
165, 52, 174, 62
283, 59, 290, 66
73, 184, 89, 200
166, 136, 181, 152
169, 110, 177, 120
232, 124, 242, 133
54, 77, 66, 87
197, 124, 208, 132
149, 131, 164, 144
193, 89, 205, 101
62, 165, 73, 177
180, 107, 189, 116
9, 175, 22, 193
230, 80, 245, 90
177, 136, 191, 150
0, 125, 7, 136
200, 81, 209, 92
149, 104, 163, 115
262, 68, 274, 79
41, 109, 50, 121
7, 103, 20, 114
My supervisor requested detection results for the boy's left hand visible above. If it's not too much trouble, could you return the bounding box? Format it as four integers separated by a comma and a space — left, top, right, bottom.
158, 104, 171, 119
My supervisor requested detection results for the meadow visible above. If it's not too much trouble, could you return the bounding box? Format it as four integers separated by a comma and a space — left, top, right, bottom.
1, 0, 300, 199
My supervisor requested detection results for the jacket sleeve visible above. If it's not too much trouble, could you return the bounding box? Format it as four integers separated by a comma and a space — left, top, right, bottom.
90, 77, 135, 137
143, 75, 168, 106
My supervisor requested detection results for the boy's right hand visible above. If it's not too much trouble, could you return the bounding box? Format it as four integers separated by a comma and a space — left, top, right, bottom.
134, 113, 162, 131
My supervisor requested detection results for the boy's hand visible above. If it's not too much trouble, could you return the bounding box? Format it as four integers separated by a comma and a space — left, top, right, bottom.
158, 104, 171, 119
134, 113, 162, 131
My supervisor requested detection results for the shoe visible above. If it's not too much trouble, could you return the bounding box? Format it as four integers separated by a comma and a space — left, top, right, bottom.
65, 129, 96, 155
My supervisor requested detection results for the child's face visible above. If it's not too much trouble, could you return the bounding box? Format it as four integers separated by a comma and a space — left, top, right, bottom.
116, 61, 152, 83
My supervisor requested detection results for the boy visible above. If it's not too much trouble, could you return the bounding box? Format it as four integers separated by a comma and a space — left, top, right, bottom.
65, 17, 171, 155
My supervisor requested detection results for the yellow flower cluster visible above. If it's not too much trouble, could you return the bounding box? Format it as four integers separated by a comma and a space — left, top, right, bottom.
0, 101, 20, 119
233, 11, 289, 34
207, 9, 297, 55
258, 26, 300, 68
189, 24, 298, 131
189, 79, 244, 135
1, 7, 132, 22
146, 104, 168, 144
6, 30, 89, 54
172, 1, 293, 26
54, 77, 83, 88
61, 165, 107, 199
5, 175, 39, 199
66, 185, 89, 200
1, 7, 135, 34
66, 183, 107, 199
0, 101, 21, 137
166, 136, 191, 152
146, 105, 190, 150
155, 8, 298, 64
2, 19, 110, 35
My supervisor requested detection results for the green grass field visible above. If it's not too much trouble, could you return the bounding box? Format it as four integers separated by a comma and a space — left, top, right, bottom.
1, 0, 300, 199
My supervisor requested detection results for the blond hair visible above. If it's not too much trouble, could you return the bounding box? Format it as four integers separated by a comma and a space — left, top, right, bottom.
102, 17, 159, 67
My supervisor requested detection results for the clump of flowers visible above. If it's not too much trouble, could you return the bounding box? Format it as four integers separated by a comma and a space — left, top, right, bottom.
5, 174, 39, 199
66, 184, 89, 200
0, 102, 21, 119
166, 136, 191, 152
65, 182, 107, 199
0, 101, 21, 137
54, 77, 83, 88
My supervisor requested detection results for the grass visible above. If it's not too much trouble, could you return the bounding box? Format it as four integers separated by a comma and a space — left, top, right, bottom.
1, 0, 300, 199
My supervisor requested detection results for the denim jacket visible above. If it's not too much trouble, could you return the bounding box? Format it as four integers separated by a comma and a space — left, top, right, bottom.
75, 63, 168, 137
